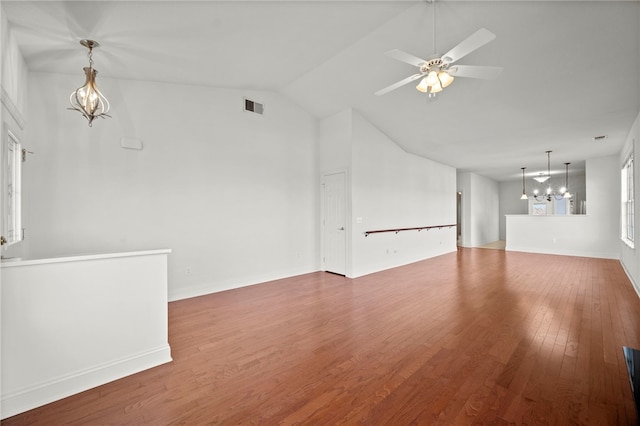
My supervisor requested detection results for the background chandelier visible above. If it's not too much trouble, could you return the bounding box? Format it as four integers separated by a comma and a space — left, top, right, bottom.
531, 150, 553, 184
521, 151, 572, 201
69, 39, 110, 127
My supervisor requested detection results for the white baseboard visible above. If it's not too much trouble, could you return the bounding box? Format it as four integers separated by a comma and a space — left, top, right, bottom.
168, 267, 317, 302
1, 345, 172, 420
619, 260, 640, 298
350, 248, 457, 279
505, 245, 619, 260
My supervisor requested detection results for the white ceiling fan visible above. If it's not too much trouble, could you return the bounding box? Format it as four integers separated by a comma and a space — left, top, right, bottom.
375, 3, 503, 97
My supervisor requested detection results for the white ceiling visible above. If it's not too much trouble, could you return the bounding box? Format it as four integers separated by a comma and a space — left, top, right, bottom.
3, 0, 639, 181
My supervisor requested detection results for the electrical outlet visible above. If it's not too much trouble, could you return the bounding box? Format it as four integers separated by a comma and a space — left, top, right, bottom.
186, 267, 191, 275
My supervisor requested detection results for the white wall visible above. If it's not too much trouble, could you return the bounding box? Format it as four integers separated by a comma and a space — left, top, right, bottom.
586, 156, 620, 252
498, 180, 528, 241
351, 111, 456, 277
25, 72, 319, 301
1, 250, 171, 418
318, 109, 353, 275
506, 215, 614, 258
316, 109, 456, 278
566, 171, 587, 214
318, 109, 351, 173
457, 171, 500, 247
620, 112, 639, 294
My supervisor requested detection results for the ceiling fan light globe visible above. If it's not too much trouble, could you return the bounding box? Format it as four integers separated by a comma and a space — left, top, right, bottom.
426, 70, 439, 86
416, 77, 429, 93
430, 82, 443, 94
438, 71, 454, 88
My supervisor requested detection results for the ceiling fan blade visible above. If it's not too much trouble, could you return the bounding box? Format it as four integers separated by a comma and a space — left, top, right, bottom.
384, 49, 427, 67
448, 65, 503, 79
374, 73, 423, 96
441, 28, 496, 64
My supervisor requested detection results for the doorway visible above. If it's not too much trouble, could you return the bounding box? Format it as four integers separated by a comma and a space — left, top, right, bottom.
322, 172, 346, 275
456, 191, 462, 247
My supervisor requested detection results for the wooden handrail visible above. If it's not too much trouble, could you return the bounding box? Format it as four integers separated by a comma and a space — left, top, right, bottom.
364, 224, 456, 237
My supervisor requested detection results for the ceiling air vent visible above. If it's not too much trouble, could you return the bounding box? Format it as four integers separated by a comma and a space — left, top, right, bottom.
244, 98, 264, 115
593, 135, 608, 141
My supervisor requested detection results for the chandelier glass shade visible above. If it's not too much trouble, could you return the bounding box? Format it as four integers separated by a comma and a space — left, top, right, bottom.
520, 151, 572, 201
69, 40, 110, 127
533, 174, 550, 183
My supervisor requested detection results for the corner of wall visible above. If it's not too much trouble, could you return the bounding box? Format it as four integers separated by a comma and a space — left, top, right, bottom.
1, 10, 28, 119
618, 111, 640, 289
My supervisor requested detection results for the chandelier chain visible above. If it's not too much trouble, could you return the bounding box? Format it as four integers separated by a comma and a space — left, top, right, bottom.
87, 46, 94, 68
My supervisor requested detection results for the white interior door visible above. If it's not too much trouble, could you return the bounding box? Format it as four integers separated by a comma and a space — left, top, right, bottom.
323, 172, 346, 275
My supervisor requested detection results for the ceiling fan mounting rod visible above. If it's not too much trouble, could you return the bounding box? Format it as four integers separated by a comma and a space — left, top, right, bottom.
431, 0, 437, 54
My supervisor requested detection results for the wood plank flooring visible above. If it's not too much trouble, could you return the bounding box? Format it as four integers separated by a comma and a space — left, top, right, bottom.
3, 248, 640, 425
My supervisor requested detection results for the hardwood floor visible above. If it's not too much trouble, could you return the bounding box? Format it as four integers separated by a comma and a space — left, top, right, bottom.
4, 248, 640, 425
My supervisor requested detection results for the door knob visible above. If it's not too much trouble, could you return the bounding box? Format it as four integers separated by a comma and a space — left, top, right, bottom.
338, 227, 345, 231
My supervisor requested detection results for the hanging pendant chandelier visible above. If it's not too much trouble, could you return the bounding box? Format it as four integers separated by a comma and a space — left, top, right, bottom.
520, 151, 572, 201
520, 167, 528, 200
68, 40, 110, 126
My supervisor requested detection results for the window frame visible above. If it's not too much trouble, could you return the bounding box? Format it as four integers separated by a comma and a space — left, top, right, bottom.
621, 152, 634, 248
2, 126, 22, 247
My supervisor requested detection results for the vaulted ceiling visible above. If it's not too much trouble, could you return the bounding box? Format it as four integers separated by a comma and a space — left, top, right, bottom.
3, 1, 639, 181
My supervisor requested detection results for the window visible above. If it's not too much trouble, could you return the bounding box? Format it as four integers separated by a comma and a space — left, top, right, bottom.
1, 128, 22, 247
621, 152, 634, 247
